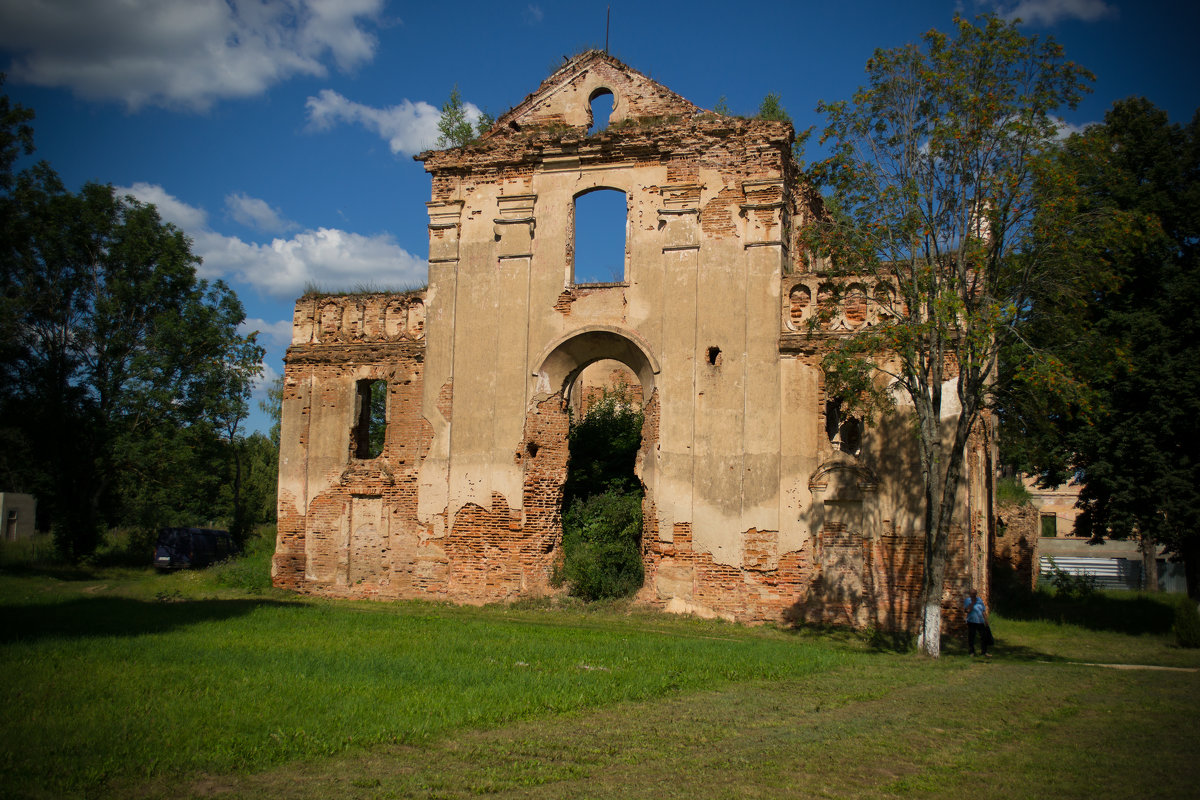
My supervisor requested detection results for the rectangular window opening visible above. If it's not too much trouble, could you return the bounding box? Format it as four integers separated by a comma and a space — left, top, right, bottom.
353, 379, 387, 459
572, 188, 628, 285
1040, 513, 1057, 538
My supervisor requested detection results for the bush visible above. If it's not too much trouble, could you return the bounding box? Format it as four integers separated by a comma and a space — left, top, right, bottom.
1047, 557, 1096, 600
561, 490, 644, 601
89, 526, 158, 567
1173, 596, 1200, 648
211, 526, 276, 593
559, 384, 646, 601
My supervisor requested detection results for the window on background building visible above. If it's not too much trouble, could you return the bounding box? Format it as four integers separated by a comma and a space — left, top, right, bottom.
1040, 513, 1057, 538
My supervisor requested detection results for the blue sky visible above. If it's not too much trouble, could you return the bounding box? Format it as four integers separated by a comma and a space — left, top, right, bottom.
2, 0, 1196, 434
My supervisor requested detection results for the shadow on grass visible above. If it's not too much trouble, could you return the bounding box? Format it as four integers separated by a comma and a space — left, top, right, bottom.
0, 595, 293, 644
786, 622, 915, 654
995, 591, 1175, 636
940, 633, 1061, 663
0, 563, 104, 582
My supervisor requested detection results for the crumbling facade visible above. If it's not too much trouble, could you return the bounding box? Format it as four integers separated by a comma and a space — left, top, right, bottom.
274, 52, 991, 630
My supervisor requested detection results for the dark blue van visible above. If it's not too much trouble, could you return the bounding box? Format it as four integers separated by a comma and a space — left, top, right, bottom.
154, 527, 236, 570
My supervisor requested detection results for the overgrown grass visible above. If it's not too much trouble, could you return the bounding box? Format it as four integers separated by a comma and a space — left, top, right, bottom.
996, 475, 1033, 505
209, 526, 277, 593
0, 532, 57, 568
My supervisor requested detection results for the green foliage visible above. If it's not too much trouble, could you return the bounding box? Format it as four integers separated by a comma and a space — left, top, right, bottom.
0, 73, 33, 192
561, 490, 644, 601
1173, 597, 1200, 648
260, 374, 284, 447
756, 92, 791, 124
799, 14, 1093, 654
212, 525, 276, 594
436, 85, 488, 149
368, 378, 387, 457
560, 386, 645, 600
1010, 98, 1200, 596
564, 388, 644, 500
996, 476, 1033, 505
1046, 558, 1097, 601
0, 84, 264, 559
713, 95, 731, 115
475, 109, 495, 137
0, 532, 55, 568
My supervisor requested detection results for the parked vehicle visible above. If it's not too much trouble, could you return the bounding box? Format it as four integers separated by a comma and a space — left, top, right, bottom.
154, 528, 236, 570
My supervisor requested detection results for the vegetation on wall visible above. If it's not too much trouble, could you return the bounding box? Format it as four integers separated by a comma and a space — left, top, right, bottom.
436, 85, 493, 148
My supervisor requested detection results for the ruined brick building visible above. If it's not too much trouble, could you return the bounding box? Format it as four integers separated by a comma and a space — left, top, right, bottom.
273, 52, 991, 630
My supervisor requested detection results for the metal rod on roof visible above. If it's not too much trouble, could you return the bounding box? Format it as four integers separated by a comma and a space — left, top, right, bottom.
605, 6, 610, 53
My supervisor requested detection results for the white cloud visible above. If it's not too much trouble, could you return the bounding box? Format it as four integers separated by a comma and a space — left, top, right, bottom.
0, 0, 383, 110
205, 226, 428, 296
118, 183, 428, 298
524, 5, 545, 24
306, 89, 483, 155
983, 0, 1118, 25
241, 318, 295, 349
119, 181, 210, 231
1052, 117, 1095, 139
226, 192, 296, 233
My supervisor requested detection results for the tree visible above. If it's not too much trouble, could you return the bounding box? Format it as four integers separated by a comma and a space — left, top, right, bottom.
1016, 99, 1200, 596
800, 15, 1092, 655
436, 85, 491, 149
1, 87, 264, 557
757, 92, 791, 124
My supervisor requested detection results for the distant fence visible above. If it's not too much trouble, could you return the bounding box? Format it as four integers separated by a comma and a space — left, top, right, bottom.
1039, 556, 1187, 593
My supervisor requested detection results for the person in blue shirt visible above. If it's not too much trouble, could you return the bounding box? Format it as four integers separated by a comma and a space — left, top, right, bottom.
963, 589, 991, 657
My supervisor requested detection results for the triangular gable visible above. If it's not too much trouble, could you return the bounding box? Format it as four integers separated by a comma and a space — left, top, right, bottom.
490, 50, 701, 134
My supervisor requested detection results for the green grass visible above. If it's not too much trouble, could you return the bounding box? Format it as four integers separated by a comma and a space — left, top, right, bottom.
0, 563, 845, 798
1, 545, 1198, 800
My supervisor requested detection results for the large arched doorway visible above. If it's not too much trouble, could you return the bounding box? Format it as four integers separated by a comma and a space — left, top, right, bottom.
527, 327, 660, 598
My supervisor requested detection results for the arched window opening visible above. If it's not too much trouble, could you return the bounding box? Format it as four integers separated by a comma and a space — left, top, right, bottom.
353, 379, 387, 459
826, 398, 863, 457
588, 88, 614, 134
573, 188, 627, 285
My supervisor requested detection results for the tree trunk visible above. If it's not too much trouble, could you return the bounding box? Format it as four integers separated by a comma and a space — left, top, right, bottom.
1184, 538, 1200, 600
916, 552, 947, 656
916, 390, 977, 657
1141, 537, 1158, 593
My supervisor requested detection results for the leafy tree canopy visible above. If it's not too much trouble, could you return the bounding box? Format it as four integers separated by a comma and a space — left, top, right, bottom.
0, 83, 266, 557
1011, 98, 1200, 596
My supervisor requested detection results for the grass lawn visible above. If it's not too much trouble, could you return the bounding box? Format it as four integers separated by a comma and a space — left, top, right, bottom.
1, 545, 1198, 799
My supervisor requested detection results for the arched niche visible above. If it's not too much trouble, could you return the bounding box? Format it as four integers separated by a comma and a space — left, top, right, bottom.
788, 283, 811, 329
319, 300, 343, 342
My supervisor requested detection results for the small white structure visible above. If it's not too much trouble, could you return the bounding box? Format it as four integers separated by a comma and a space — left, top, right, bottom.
0, 493, 37, 541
